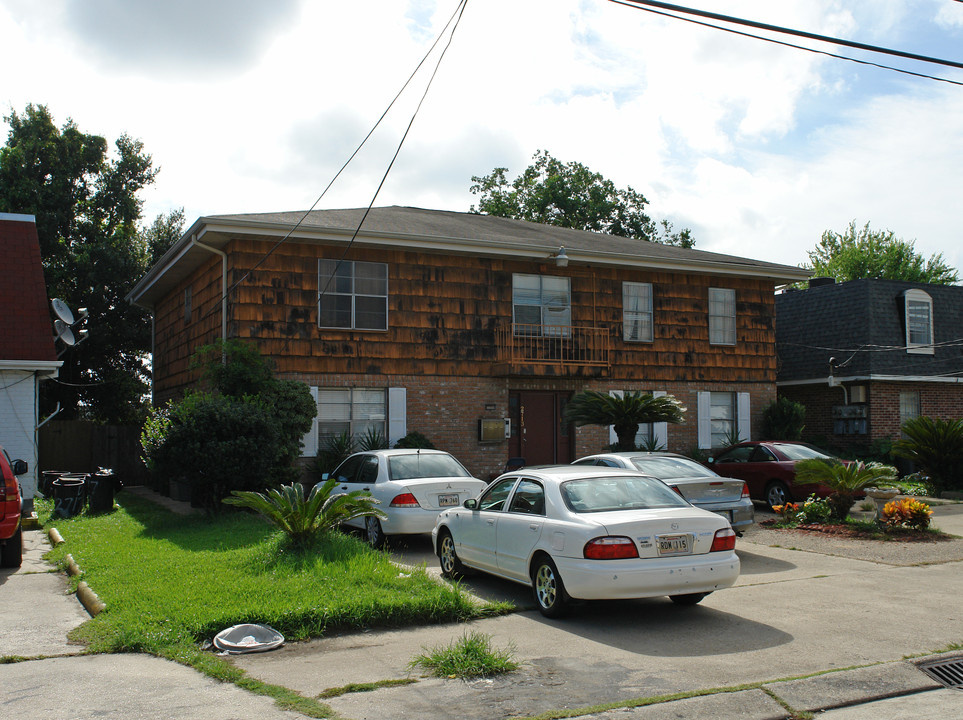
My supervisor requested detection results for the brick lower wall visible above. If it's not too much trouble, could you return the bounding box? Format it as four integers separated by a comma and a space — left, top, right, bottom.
286, 372, 774, 480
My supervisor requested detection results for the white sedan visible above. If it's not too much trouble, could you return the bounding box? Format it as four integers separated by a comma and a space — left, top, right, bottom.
325, 449, 486, 547
432, 465, 740, 617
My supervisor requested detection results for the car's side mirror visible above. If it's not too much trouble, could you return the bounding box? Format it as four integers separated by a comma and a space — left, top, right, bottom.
11, 459, 27, 475
464, 498, 478, 510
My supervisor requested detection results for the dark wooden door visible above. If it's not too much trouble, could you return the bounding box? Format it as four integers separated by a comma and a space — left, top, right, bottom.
509, 391, 573, 466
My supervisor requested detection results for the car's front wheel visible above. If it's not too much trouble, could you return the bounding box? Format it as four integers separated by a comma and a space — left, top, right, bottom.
364, 516, 387, 548
1, 526, 23, 568
765, 480, 791, 510
669, 592, 708, 606
437, 529, 467, 578
531, 555, 569, 618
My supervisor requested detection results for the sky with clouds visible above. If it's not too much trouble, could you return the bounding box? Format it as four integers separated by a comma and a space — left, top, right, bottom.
3, 0, 962, 274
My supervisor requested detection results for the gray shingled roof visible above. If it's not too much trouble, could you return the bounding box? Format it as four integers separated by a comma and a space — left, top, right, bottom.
776, 279, 963, 382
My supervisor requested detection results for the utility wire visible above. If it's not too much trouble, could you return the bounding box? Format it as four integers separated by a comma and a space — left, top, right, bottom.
202, 0, 471, 321
610, 0, 963, 87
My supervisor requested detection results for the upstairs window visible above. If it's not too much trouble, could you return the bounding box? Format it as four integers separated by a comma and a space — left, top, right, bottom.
512, 274, 571, 336
708, 287, 736, 345
903, 289, 934, 354
318, 259, 388, 331
623, 282, 653, 342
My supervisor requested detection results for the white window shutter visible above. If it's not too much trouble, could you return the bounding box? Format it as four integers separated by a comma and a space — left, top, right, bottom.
653, 390, 668, 449
388, 387, 407, 447
737, 392, 751, 442
608, 390, 624, 446
697, 392, 711, 449
300, 386, 320, 457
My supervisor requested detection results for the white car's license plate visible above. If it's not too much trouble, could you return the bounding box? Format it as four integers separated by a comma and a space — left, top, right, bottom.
438, 494, 459, 507
657, 533, 692, 556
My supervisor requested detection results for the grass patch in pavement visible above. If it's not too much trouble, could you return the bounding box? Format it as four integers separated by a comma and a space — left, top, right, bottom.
409, 630, 519, 678
36, 493, 510, 716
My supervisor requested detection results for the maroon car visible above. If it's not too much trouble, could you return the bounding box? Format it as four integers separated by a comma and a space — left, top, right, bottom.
707, 441, 837, 510
1, 446, 25, 568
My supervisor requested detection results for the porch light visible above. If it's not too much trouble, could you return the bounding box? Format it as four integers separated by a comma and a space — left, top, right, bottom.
554, 246, 569, 267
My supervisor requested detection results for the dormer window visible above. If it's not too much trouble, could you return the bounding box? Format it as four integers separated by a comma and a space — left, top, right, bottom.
903, 289, 934, 355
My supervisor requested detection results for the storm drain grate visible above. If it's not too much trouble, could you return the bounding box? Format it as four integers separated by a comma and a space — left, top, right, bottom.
918, 657, 963, 689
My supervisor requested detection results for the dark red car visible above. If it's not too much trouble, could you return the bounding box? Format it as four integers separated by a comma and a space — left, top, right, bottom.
706, 441, 837, 510
1, 445, 25, 568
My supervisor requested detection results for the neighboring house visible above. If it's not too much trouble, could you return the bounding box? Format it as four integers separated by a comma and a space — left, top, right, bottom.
128, 206, 808, 479
0, 213, 61, 511
776, 278, 963, 450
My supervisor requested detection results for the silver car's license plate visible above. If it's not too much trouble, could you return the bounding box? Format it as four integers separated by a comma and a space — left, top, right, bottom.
438, 493, 459, 507
657, 533, 692, 556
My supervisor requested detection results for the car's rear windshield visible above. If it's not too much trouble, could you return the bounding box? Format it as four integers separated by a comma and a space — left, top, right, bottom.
388, 453, 472, 481
774, 444, 833, 461
561, 475, 689, 513
629, 456, 715, 480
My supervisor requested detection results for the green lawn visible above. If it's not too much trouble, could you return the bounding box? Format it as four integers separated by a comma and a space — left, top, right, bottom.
35, 492, 508, 716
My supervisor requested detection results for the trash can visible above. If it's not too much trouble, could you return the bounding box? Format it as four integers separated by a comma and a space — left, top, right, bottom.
40, 470, 68, 498
87, 468, 120, 514
52, 475, 87, 518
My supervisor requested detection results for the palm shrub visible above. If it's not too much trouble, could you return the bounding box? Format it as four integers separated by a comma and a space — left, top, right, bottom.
892, 416, 963, 494
761, 397, 806, 441
794, 458, 898, 521
564, 391, 686, 451
222, 480, 386, 546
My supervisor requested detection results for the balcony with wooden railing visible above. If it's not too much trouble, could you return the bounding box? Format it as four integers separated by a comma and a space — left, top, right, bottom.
494, 323, 611, 376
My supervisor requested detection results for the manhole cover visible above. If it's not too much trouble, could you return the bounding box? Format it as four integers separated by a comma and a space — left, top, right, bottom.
918, 657, 963, 689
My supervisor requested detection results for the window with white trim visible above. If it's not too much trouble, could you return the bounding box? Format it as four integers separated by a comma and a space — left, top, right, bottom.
317, 388, 387, 442
623, 282, 653, 342
899, 391, 921, 438
708, 287, 736, 345
698, 391, 750, 449
903, 289, 934, 354
512, 274, 571, 336
318, 259, 388, 330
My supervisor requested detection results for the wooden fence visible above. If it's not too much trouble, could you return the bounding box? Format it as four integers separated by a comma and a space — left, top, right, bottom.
39, 421, 148, 485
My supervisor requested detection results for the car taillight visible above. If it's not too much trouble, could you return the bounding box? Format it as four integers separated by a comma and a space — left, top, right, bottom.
584, 536, 639, 560
710, 527, 737, 552
669, 484, 685, 498
741, 482, 750, 499
389, 492, 420, 508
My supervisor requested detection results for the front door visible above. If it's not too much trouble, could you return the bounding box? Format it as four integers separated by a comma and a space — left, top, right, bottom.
509, 391, 572, 466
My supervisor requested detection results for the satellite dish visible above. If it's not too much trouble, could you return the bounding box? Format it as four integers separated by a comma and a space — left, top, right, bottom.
54, 319, 76, 346
51, 298, 75, 325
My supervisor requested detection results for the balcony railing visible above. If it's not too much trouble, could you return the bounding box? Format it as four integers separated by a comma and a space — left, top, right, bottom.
496, 323, 611, 371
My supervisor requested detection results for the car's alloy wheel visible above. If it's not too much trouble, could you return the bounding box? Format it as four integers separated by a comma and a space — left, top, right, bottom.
532, 556, 569, 618
437, 531, 465, 578
765, 481, 791, 510
365, 516, 386, 548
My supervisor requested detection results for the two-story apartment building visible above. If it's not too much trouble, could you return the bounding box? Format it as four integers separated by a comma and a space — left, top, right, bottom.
128, 206, 808, 479
776, 278, 963, 450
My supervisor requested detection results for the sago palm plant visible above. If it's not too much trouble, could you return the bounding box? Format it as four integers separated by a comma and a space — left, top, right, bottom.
564, 391, 686, 451
794, 459, 898, 521
892, 416, 963, 495
222, 480, 386, 546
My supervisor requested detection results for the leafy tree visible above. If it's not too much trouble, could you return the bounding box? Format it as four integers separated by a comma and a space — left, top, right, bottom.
563, 390, 686, 451
794, 459, 898, 521
141, 207, 185, 267
470, 150, 694, 247
805, 221, 958, 285
223, 481, 386, 547
0, 104, 167, 423
761, 397, 806, 441
892, 416, 963, 494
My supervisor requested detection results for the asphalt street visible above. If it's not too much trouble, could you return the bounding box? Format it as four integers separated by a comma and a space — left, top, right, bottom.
2, 498, 963, 719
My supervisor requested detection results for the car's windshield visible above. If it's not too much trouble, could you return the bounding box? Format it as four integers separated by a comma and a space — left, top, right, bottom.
629, 456, 715, 479
774, 444, 833, 461
388, 453, 471, 481
561, 475, 688, 513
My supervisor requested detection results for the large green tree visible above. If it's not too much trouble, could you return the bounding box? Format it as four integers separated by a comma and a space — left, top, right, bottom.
470, 150, 694, 247
0, 104, 179, 423
806, 221, 957, 285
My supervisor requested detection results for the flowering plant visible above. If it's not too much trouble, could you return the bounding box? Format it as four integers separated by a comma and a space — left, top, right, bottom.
795, 495, 833, 524
771, 502, 800, 523
880, 497, 933, 532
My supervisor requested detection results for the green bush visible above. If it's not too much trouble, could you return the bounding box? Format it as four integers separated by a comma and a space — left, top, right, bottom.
761, 397, 805, 441
893, 416, 963, 494
393, 431, 436, 450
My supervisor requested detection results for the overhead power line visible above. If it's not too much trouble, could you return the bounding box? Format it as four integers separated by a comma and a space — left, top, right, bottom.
610, 0, 963, 87
613, 0, 963, 70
